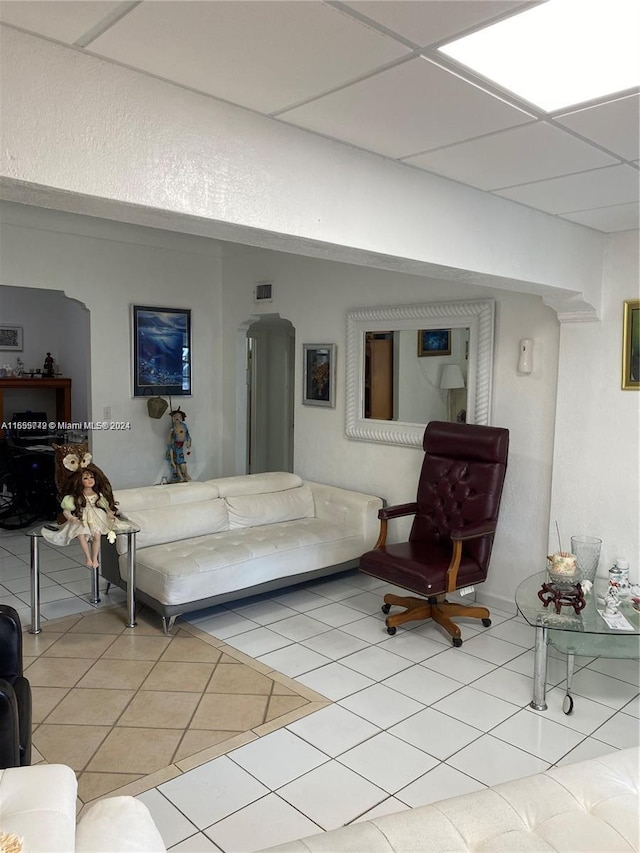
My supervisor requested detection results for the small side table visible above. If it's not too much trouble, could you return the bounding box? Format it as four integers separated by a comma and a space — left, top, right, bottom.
26, 522, 140, 634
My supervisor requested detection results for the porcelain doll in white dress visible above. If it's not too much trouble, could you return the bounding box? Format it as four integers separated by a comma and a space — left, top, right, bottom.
42, 467, 125, 568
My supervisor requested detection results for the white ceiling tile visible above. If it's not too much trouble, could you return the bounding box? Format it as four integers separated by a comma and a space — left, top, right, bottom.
405, 122, 618, 190
279, 57, 532, 159
559, 202, 640, 233
555, 94, 640, 162
0, 0, 122, 43
87, 1, 409, 114
496, 164, 640, 214
341, 1, 528, 47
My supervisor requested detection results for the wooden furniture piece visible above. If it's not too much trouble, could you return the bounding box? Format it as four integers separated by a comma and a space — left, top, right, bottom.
0, 377, 72, 435
364, 333, 393, 419
360, 420, 509, 646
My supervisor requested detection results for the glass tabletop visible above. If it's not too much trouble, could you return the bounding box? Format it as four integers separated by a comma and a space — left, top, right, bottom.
516, 572, 640, 637
25, 520, 140, 536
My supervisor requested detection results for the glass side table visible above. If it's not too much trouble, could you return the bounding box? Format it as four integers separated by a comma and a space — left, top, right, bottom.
516, 572, 640, 712
26, 521, 140, 634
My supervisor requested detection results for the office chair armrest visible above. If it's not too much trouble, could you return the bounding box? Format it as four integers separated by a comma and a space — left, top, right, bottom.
0, 678, 21, 768
450, 520, 497, 541
374, 503, 418, 548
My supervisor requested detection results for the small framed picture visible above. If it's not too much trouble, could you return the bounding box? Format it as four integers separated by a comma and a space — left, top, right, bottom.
417, 329, 451, 357
303, 344, 336, 407
622, 299, 639, 390
0, 325, 23, 351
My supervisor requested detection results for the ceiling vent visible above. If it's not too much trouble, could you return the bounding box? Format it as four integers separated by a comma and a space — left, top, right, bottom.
254, 281, 273, 303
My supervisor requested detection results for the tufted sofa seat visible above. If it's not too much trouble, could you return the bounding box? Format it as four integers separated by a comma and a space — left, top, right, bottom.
101, 472, 382, 630
262, 748, 639, 853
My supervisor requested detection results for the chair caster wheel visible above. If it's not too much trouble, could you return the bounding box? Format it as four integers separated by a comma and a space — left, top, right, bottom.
452, 637, 463, 647
382, 603, 391, 614
482, 618, 492, 627
562, 694, 574, 715
386, 626, 396, 635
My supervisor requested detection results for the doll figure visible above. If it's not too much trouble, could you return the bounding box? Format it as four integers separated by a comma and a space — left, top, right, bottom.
42, 466, 125, 568
166, 408, 192, 482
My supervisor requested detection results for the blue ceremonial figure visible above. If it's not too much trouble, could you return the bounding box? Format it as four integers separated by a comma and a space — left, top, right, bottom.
166, 407, 192, 481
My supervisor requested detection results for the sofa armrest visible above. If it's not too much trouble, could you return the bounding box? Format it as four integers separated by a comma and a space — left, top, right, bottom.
304, 482, 383, 550
76, 796, 166, 852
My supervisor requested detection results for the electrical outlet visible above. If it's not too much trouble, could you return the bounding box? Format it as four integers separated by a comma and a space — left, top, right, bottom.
103, 406, 111, 420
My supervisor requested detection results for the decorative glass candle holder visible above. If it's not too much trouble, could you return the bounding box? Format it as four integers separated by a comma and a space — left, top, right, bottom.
570, 536, 602, 584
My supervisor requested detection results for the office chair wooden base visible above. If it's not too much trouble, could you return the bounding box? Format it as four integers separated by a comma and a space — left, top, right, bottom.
382, 593, 491, 647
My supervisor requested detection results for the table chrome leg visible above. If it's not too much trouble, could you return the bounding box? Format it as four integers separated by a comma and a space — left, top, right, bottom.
126, 531, 137, 628
90, 565, 100, 604
530, 624, 548, 710
29, 535, 41, 634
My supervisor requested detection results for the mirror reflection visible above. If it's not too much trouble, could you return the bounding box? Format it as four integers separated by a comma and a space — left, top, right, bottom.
365, 328, 469, 423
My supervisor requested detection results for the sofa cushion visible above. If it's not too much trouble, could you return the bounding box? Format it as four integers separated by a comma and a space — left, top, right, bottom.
116, 498, 229, 552
113, 481, 220, 511
227, 486, 315, 529
209, 472, 302, 498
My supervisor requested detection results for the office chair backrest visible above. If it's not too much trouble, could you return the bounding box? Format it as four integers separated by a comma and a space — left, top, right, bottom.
410, 421, 509, 573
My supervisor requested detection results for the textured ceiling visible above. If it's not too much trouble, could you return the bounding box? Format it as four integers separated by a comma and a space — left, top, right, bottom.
1, 0, 638, 233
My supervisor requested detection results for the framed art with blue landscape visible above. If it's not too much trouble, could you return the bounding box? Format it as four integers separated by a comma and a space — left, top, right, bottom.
418, 328, 451, 357
132, 305, 191, 397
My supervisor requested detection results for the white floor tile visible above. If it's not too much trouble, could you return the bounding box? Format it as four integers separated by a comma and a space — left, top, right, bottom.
304, 578, 362, 601
158, 756, 268, 829
484, 619, 536, 648
383, 665, 461, 706
377, 632, 447, 663
1, 592, 31, 609
39, 597, 93, 620
272, 588, 334, 612
585, 657, 640, 687
421, 648, 496, 685
343, 591, 390, 615
287, 704, 380, 757
622, 694, 640, 718
341, 615, 389, 644
300, 629, 370, 660
339, 683, 425, 729
204, 793, 321, 853
338, 731, 438, 794
447, 735, 549, 787
389, 707, 482, 761
529, 686, 616, 735
504, 649, 568, 686
568, 668, 639, 709
302, 602, 367, 628
269, 613, 332, 642
472, 667, 534, 707
397, 762, 486, 808
169, 833, 221, 851
433, 686, 520, 730
555, 737, 621, 767
227, 599, 299, 625
460, 633, 524, 665
277, 761, 387, 831
491, 708, 584, 763
224, 626, 292, 658
342, 573, 387, 592
195, 611, 261, 640
228, 729, 328, 789
295, 661, 375, 700
351, 797, 407, 822
136, 789, 199, 848
340, 646, 413, 681
592, 712, 640, 749
258, 645, 332, 678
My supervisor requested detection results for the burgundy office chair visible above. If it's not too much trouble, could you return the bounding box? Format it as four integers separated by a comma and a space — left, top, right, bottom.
360, 421, 509, 646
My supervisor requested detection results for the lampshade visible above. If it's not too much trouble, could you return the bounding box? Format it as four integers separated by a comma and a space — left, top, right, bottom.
440, 364, 465, 390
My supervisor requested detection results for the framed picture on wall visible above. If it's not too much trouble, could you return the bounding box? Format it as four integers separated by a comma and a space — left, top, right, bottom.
303, 344, 336, 407
132, 305, 191, 397
622, 299, 639, 390
0, 325, 23, 352
417, 329, 451, 357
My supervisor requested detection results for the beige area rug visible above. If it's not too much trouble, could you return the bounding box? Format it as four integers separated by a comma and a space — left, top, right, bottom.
23, 605, 331, 807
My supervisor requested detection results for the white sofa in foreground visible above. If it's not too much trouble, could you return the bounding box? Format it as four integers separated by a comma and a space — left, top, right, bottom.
102, 473, 382, 631
262, 748, 639, 853
0, 764, 165, 852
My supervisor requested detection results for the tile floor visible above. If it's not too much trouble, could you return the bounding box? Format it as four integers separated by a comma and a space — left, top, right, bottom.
1, 529, 638, 852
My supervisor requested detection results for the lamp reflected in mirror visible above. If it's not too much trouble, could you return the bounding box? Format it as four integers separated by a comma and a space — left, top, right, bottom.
440, 363, 466, 423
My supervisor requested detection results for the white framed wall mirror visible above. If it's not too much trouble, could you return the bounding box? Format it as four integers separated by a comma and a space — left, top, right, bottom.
345, 300, 495, 447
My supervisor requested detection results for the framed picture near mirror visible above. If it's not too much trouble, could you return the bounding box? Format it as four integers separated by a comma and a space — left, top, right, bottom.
417, 329, 451, 357
303, 344, 336, 407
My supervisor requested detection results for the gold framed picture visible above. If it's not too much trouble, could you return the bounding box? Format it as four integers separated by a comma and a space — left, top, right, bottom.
622, 299, 639, 390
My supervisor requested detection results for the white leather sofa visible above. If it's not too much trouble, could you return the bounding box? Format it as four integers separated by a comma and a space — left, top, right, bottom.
263, 748, 639, 852
103, 472, 382, 631
0, 763, 165, 852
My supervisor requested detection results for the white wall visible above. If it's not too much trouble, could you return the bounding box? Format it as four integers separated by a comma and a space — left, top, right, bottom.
550, 231, 640, 583
0, 202, 223, 488
222, 249, 560, 612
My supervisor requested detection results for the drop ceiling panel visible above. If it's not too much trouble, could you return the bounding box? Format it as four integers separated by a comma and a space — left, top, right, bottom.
87, 1, 410, 114
0, 0, 121, 43
560, 202, 639, 233
340, 0, 528, 47
404, 122, 618, 189
279, 57, 533, 159
496, 164, 640, 214
555, 94, 640, 162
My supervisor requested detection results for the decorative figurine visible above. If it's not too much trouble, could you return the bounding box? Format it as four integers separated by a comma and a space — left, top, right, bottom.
604, 585, 620, 616
166, 407, 192, 482
15, 357, 24, 377
43, 352, 55, 377
41, 466, 125, 567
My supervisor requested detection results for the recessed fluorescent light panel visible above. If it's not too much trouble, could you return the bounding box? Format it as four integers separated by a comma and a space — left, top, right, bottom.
438, 0, 640, 112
